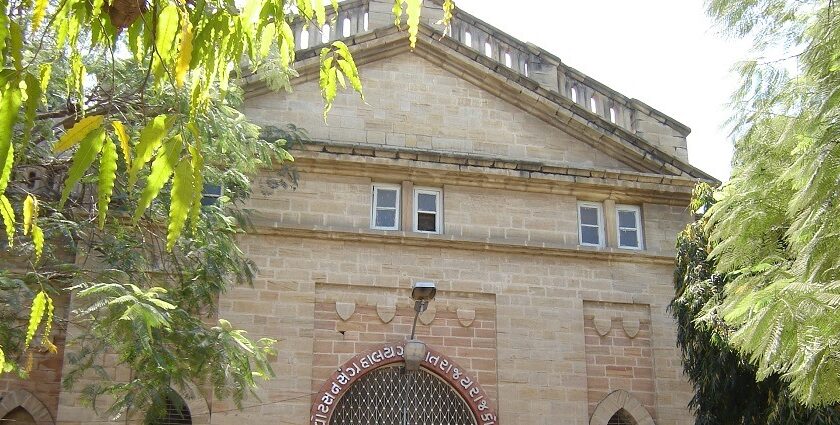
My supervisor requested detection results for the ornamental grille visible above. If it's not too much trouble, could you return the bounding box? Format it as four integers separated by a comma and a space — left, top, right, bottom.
148, 394, 192, 425
331, 365, 477, 425
607, 409, 636, 425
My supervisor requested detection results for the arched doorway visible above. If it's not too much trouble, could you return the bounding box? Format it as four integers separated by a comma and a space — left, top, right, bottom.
607, 409, 637, 425
331, 364, 475, 425
310, 342, 497, 425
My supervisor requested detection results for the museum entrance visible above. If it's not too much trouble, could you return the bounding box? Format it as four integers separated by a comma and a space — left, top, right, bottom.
330, 364, 476, 425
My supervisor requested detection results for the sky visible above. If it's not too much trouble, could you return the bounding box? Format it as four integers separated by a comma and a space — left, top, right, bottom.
453, 0, 749, 181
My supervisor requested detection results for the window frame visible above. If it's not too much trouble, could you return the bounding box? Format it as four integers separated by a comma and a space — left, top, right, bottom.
577, 201, 605, 247
616, 204, 643, 250
413, 187, 442, 234
370, 183, 401, 231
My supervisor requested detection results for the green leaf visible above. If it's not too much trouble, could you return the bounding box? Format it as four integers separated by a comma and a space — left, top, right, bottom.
0, 345, 5, 375
38, 63, 52, 95
53, 115, 104, 153
22, 194, 36, 235
405, 0, 421, 49
59, 128, 106, 209
0, 83, 22, 196
21, 72, 42, 146
31, 222, 43, 263
188, 144, 203, 231
314, 0, 325, 27
129, 115, 172, 188
392, 0, 402, 28
25, 291, 47, 348
133, 135, 182, 222
167, 157, 194, 250
0, 195, 14, 246
9, 21, 23, 70
32, 0, 48, 31
175, 19, 193, 87
112, 120, 131, 170
319, 50, 337, 119
278, 20, 295, 67
98, 136, 118, 229
155, 3, 180, 63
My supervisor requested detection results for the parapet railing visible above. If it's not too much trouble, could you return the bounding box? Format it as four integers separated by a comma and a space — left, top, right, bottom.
290, 0, 689, 139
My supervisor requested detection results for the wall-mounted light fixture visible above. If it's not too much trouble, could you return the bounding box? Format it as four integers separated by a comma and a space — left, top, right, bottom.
405, 281, 436, 372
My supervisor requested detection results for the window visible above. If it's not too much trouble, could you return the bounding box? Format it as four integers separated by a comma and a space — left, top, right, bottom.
578, 202, 604, 247
616, 205, 642, 249
201, 183, 223, 206
371, 184, 400, 230
464, 31, 472, 47
413, 188, 441, 233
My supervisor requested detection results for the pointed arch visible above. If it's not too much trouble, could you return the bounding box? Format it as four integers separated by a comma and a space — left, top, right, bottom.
590, 390, 654, 425
168, 382, 211, 425
0, 389, 55, 425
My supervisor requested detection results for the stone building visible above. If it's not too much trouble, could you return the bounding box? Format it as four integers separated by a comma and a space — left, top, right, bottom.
1, 1, 717, 424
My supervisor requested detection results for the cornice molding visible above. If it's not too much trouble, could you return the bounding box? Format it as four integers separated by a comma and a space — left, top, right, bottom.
248, 220, 677, 266
284, 144, 696, 205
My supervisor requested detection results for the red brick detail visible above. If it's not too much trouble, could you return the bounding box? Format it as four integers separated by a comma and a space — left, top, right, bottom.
310, 342, 498, 425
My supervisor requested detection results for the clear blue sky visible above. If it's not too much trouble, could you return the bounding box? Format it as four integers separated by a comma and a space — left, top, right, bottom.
454, 0, 747, 181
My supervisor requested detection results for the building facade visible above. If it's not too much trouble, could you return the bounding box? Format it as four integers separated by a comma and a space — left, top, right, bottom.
1, 1, 716, 424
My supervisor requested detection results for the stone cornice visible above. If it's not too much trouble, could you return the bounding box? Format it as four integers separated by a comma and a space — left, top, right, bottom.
248, 220, 677, 266
286, 141, 697, 205
242, 25, 718, 183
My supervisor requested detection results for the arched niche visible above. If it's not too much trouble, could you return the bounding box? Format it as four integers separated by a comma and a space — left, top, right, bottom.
590, 389, 654, 425
0, 389, 55, 425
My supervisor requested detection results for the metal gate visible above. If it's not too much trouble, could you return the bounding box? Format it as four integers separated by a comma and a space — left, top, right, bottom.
330, 365, 477, 425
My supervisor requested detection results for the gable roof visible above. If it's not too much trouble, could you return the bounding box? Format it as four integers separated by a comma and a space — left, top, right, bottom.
242, 1, 718, 183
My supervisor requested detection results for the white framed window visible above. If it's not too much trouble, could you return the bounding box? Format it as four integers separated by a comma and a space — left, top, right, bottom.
413, 188, 442, 234
371, 184, 400, 230
616, 205, 643, 249
578, 202, 604, 247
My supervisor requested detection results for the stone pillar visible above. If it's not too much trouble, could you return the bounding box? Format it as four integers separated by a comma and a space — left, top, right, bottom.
524, 42, 560, 92
401, 180, 413, 231
603, 199, 617, 248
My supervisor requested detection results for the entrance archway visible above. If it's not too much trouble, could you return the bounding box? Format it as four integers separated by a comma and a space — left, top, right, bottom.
310, 342, 498, 425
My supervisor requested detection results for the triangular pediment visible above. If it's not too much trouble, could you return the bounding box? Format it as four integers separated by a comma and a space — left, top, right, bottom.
242, 24, 714, 180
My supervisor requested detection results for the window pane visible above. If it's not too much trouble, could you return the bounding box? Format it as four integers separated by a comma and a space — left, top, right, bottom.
618, 210, 637, 228
376, 189, 397, 208
581, 226, 600, 245
375, 210, 396, 228
580, 206, 599, 226
417, 212, 437, 232
619, 229, 639, 247
417, 192, 437, 212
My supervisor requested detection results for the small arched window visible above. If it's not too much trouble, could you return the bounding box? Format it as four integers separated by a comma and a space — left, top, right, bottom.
321, 23, 331, 43
484, 41, 492, 57
342, 18, 351, 37
607, 409, 637, 425
570, 86, 578, 103
609, 106, 617, 123
363, 12, 369, 31
299, 29, 309, 49
504, 52, 512, 68
464, 31, 472, 47
524, 62, 529, 77
590, 96, 598, 113
150, 393, 192, 425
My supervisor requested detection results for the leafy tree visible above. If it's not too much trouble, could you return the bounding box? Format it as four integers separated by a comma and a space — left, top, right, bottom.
677, 0, 839, 409
672, 183, 840, 424
0, 0, 452, 420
